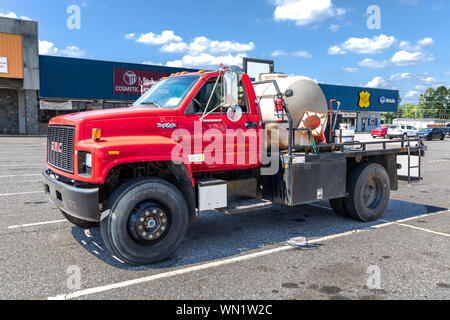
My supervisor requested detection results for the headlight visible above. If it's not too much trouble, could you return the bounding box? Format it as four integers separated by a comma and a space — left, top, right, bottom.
85, 153, 92, 168
78, 151, 92, 176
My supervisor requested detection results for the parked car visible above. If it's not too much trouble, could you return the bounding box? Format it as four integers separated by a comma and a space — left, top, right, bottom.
386, 125, 418, 139
416, 128, 445, 141
441, 127, 450, 137
371, 126, 389, 139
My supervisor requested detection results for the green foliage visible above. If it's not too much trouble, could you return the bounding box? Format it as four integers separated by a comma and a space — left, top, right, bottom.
418, 86, 449, 119
383, 86, 450, 124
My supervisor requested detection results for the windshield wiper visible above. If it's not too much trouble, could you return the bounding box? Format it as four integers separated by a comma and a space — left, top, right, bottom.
139, 101, 162, 108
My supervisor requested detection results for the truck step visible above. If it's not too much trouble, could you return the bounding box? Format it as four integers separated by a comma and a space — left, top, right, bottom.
218, 198, 273, 215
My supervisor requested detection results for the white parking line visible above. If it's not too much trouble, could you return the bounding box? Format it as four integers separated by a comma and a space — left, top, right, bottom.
47, 209, 449, 300
379, 219, 450, 237
0, 191, 43, 197
0, 164, 44, 167
8, 219, 67, 230
427, 160, 450, 163
0, 174, 42, 178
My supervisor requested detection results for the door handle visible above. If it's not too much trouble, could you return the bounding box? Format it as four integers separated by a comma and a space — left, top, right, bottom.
245, 121, 257, 129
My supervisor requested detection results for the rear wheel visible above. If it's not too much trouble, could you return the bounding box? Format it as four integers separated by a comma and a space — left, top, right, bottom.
344, 163, 390, 222
60, 210, 99, 229
100, 177, 189, 265
440, 134, 445, 141
402, 133, 408, 140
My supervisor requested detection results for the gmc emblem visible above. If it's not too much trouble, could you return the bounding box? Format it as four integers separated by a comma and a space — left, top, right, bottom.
51, 142, 63, 153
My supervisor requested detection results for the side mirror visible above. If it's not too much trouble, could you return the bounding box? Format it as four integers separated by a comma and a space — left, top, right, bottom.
222, 71, 238, 107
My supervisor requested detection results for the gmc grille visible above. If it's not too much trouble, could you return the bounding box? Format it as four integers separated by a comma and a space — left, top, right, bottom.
47, 126, 75, 174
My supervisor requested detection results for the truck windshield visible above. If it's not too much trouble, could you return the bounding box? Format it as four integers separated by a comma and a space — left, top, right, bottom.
133, 76, 200, 109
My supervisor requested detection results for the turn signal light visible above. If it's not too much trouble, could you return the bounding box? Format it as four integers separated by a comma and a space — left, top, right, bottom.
92, 128, 101, 141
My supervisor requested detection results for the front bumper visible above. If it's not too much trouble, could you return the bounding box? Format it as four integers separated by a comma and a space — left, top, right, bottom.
42, 170, 100, 223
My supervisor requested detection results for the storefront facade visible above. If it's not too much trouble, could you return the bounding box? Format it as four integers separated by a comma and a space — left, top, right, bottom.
0, 17, 39, 135
319, 84, 399, 132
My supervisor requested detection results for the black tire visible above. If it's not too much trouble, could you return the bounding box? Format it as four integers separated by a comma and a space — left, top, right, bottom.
60, 210, 99, 229
344, 163, 390, 222
100, 177, 189, 265
440, 135, 445, 141
329, 198, 349, 218
402, 133, 408, 140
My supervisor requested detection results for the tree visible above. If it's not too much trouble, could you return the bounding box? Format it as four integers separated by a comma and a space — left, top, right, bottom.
418, 86, 449, 119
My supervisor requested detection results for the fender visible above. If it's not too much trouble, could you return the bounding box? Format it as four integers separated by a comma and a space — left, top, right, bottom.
78, 135, 194, 185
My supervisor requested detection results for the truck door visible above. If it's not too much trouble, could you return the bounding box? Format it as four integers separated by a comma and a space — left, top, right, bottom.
179, 75, 260, 172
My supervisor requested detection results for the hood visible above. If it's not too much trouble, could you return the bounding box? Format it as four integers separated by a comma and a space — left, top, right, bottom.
49, 107, 179, 141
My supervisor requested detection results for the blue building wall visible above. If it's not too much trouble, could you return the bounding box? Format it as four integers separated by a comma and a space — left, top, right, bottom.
318, 84, 399, 113
39, 55, 197, 101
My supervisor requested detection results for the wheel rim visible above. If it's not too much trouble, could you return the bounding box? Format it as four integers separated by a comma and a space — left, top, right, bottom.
361, 177, 382, 209
128, 201, 170, 244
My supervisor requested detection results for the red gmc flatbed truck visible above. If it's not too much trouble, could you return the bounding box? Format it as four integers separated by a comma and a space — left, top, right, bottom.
42, 64, 425, 265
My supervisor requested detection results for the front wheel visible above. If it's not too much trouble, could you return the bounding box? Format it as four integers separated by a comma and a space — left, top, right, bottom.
344, 163, 390, 222
100, 177, 189, 265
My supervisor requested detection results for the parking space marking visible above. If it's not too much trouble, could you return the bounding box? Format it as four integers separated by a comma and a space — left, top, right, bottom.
379, 219, 450, 237
0, 164, 44, 167
0, 174, 42, 178
427, 160, 450, 163
0, 191, 43, 197
48, 209, 450, 300
8, 219, 67, 230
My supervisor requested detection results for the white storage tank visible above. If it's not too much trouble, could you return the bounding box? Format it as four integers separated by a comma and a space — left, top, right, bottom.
253, 74, 328, 149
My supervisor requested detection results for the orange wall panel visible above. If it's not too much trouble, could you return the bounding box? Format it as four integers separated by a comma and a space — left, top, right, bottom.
0, 33, 24, 79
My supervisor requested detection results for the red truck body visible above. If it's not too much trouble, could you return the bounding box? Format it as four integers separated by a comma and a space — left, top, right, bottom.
48, 72, 262, 185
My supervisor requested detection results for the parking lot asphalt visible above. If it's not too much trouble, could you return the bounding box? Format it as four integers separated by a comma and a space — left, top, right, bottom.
0, 135, 449, 300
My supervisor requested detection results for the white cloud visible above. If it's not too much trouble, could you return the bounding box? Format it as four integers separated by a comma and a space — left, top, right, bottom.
271, 49, 312, 58
60, 46, 86, 58
39, 40, 86, 58
358, 58, 391, 69
341, 67, 359, 73
142, 61, 163, 66
0, 11, 31, 20
188, 36, 255, 55
389, 73, 413, 81
273, 0, 345, 26
166, 53, 247, 69
271, 50, 288, 57
328, 34, 396, 55
366, 76, 389, 88
329, 24, 340, 32
391, 50, 434, 66
39, 40, 59, 55
136, 30, 183, 45
293, 50, 312, 59
124, 33, 135, 40
417, 37, 434, 46
358, 50, 434, 69
160, 42, 188, 53
398, 37, 434, 51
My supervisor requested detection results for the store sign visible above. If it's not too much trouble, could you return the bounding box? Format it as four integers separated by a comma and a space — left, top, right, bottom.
340, 112, 357, 118
358, 91, 371, 109
379, 96, 396, 104
113, 68, 170, 95
0, 57, 7, 74
40, 100, 74, 110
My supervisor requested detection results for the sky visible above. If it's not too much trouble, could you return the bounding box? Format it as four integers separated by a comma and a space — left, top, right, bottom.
1, 0, 449, 104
